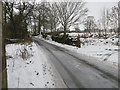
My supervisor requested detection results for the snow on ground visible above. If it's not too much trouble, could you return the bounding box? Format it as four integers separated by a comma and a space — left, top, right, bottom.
6, 42, 66, 88
36, 35, 119, 69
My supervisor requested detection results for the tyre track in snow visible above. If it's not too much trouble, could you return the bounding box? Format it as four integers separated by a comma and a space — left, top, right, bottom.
33, 38, 119, 88
53, 45, 119, 83
34, 39, 83, 88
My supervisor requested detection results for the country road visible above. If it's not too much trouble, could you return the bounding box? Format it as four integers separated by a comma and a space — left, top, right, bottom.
33, 37, 119, 88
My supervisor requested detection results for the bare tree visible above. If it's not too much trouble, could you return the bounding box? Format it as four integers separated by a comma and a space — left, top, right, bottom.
54, 1, 88, 43
84, 16, 96, 34
101, 8, 107, 37
96, 20, 102, 37
15, 2, 35, 38
32, 13, 37, 35
109, 6, 119, 35
14, 2, 34, 24
47, 2, 59, 33
35, 2, 50, 35
100, 8, 113, 38
3, 1, 15, 38
3, 1, 35, 39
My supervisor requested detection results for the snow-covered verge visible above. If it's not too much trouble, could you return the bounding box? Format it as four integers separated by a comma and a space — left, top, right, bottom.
36, 35, 119, 69
6, 42, 66, 88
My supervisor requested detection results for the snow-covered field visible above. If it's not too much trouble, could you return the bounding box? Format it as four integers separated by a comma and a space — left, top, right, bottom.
37, 34, 119, 69
6, 42, 66, 88
7, 34, 118, 88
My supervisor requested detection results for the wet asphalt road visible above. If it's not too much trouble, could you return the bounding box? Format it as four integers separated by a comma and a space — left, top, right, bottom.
33, 38, 119, 89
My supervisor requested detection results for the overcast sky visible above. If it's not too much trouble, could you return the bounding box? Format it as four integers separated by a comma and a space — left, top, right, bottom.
86, 1, 118, 20
80, 1, 118, 30
83, 0, 118, 30
35, 0, 118, 20
35, 0, 119, 30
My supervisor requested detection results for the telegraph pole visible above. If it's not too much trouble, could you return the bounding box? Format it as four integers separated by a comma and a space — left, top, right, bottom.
0, 1, 2, 89
0, 1, 7, 89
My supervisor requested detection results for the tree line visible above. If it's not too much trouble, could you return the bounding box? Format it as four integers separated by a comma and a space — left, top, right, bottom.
84, 5, 119, 38
3, 1, 35, 39
2, 0, 119, 43
2, 0, 88, 42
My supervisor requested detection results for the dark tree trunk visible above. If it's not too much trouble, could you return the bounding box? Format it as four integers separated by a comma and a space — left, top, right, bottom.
63, 25, 67, 44
38, 15, 41, 35
1, 2, 7, 88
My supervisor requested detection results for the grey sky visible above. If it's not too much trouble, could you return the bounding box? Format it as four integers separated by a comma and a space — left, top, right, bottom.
86, 2, 118, 20
35, 0, 118, 20
78, 1, 118, 30
35, 0, 119, 30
